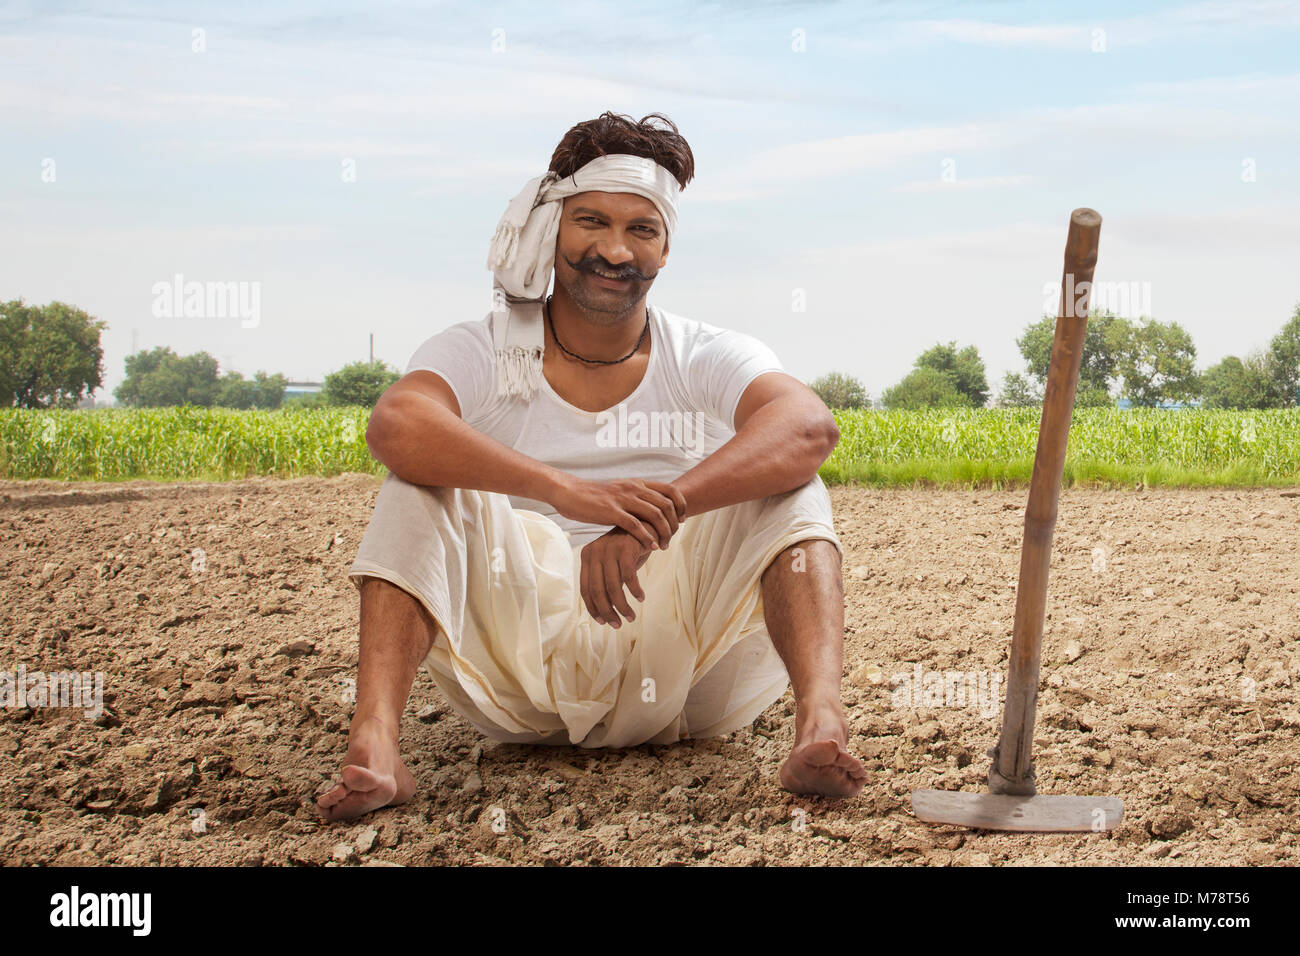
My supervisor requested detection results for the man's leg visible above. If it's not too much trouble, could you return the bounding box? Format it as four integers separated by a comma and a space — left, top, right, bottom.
316, 575, 435, 821
761, 538, 867, 798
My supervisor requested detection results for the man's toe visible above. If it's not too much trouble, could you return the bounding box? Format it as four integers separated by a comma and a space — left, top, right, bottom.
315, 779, 348, 809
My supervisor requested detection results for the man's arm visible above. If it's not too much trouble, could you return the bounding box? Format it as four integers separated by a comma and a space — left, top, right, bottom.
367, 370, 685, 550
669, 371, 839, 518
367, 370, 564, 502
577, 371, 837, 625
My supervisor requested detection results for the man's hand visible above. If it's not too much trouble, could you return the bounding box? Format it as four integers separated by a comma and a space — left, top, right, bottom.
551, 476, 686, 552
579, 528, 654, 628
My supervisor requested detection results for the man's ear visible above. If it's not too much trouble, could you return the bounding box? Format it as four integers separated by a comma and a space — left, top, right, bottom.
659, 235, 670, 269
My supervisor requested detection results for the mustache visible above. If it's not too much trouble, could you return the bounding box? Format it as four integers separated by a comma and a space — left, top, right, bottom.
565, 254, 648, 282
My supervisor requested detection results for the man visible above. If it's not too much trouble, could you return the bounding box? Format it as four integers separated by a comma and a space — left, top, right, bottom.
317, 111, 866, 822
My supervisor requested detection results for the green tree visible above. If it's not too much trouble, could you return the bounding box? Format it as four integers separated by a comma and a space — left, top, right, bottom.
808, 371, 868, 410
323, 360, 400, 406
115, 347, 221, 407
252, 371, 287, 408
217, 372, 257, 409
915, 341, 989, 407
1199, 352, 1276, 409
217, 370, 287, 409
1016, 309, 1127, 402
1264, 304, 1300, 406
881, 367, 969, 410
0, 299, 106, 408
1074, 386, 1114, 408
1113, 317, 1199, 407
995, 371, 1041, 408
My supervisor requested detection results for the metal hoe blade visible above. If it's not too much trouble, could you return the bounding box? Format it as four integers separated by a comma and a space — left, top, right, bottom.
912, 790, 1123, 833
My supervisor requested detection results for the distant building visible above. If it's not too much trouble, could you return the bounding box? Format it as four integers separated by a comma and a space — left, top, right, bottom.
1116, 398, 1202, 410
76, 392, 114, 409
284, 381, 323, 400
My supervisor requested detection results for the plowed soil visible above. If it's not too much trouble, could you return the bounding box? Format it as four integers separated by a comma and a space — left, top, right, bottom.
2, 475, 1297, 866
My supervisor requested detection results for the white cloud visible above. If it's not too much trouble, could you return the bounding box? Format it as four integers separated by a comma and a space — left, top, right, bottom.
912, 20, 1086, 48
406, 159, 545, 194
1130, 71, 1300, 97
684, 95, 1291, 202
700, 123, 1001, 198
1003, 101, 1294, 145
680, 184, 773, 204
221, 139, 445, 158
796, 221, 1062, 267
1110, 203, 1300, 252
1167, 0, 1300, 27
895, 0, 1300, 51
893, 174, 1032, 194
20, 224, 327, 245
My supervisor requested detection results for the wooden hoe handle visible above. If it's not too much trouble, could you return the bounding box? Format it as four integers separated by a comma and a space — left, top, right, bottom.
989, 208, 1102, 796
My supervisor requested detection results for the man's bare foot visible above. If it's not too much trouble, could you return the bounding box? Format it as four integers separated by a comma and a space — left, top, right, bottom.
316, 715, 418, 822
779, 699, 867, 798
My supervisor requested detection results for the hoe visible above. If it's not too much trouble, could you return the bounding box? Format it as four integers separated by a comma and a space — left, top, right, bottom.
911, 207, 1124, 833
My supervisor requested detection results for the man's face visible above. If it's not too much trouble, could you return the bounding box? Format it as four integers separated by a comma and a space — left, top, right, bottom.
554, 190, 670, 319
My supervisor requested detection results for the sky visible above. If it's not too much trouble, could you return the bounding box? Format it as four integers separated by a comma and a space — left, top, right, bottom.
2, 0, 1299, 404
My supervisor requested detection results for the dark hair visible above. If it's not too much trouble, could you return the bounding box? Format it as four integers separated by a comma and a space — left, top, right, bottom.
548, 111, 695, 191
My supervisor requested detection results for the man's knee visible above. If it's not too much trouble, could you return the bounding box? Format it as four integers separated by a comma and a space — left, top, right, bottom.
762, 537, 840, 582
358, 573, 408, 602
752, 474, 835, 528
358, 574, 440, 640
358, 573, 414, 614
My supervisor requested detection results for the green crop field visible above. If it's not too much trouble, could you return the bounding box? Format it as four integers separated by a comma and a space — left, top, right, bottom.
0, 407, 377, 482
2, 406, 1299, 488
824, 407, 1300, 488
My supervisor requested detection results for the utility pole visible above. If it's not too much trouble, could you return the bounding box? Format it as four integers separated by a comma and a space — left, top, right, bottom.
369, 333, 374, 363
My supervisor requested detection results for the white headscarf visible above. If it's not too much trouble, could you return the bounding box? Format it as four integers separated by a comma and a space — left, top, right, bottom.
486, 153, 682, 400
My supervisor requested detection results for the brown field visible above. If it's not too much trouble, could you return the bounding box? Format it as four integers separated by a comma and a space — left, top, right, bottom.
1, 475, 1297, 866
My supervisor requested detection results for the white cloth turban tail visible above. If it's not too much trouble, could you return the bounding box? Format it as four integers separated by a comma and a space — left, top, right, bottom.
485, 153, 682, 400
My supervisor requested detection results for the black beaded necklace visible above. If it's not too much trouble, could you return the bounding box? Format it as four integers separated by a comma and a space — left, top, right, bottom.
545, 294, 649, 366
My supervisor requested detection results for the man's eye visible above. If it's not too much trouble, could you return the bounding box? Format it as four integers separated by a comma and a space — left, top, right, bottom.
579, 216, 655, 236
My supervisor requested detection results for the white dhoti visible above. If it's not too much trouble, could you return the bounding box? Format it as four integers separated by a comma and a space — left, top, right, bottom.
347, 474, 841, 748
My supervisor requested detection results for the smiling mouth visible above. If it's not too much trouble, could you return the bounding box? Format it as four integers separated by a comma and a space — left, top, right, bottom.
589, 270, 633, 286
